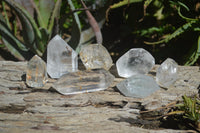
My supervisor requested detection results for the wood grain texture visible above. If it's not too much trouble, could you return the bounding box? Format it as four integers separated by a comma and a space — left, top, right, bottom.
0, 61, 199, 133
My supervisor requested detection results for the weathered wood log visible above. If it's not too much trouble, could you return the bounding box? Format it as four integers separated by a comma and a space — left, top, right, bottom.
0, 61, 199, 133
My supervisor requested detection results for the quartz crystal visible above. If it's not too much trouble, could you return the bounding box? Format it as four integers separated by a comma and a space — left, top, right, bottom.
156, 58, 178, 88
26, 55, 47, 88
52, 69, 115, 95
80, 44, 113, 70
116, 48, 155, 78
47, 35, 78, 78
117, 74, 160, 98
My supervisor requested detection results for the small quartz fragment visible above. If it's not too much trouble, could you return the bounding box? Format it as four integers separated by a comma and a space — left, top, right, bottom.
47, 35, 78, 78
156, 58, 178, 88
117, 74, 160, 98
116, 48, 155, 78
52, 69, 115, 95
80, 44, 113, 70
26, 55, 47, 88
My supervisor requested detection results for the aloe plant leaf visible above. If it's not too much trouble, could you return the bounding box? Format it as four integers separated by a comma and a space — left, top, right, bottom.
4, 0, 46, 55
67, 0, 82, 52
7, 0, 36, 46
3, 0, 42, 54
13, 0, 34, 17
36, 0, 55, 29
48, 0, 62, 36
0, 19, 26, 60
39, 28, 49, 51
4, 0, 41, 38
2, 38, 25, 60
2, 1, 11, 29
0, 15, 28, 52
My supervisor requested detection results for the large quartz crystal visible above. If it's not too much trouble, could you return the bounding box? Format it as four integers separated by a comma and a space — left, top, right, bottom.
79, 44, 113, 70
116, 48, 155, 78
47, 35, 78, 78
52, 69, 115, 95
117, 74, 160, 98
26, 55, 47, 88
156, 58, 178, 88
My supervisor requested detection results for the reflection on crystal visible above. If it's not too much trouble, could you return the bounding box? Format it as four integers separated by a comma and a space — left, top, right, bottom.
117, 74, 160, 98
156, 58, 178, 88
52, 69, 115, 95
116, 48, 155, 78
26, 55, 47, 88
47, 35, 78, 78
80, 44, 113, 70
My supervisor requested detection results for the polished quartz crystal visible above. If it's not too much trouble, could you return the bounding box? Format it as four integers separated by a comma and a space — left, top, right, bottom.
79, 44, 113, 70
156, 58, 178, 88
47, 35, 78, 78
117, 74, 160, 98
116, 48, 155, 78
52, 69, 115, 95
26, 55, 47, 88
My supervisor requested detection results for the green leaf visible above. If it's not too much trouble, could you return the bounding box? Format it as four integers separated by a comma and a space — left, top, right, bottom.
106, 0, 143, 20
39, 28, 49, 50
3, 0, 43, 55
48, 0, 62, 35
177, 1, 189, 11
184, 35, 200, 65
177, 7, 197, 21
2, 38, 25, 60
109, 0, 143, 9
67, 0, 82, 52
0, 19, 26, 60
0, 14, 28, 52
2, 1, 11, 29
37, 0, 55, 29
145, 20, 199, 45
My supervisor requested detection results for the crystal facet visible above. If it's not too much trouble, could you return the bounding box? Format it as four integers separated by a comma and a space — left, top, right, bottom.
47, 35, 78, 78
116, 48, 155, 78
117, 74, 160, 98
80, 44, 113, 70
52, 69, 115, 95
26, 55, 47, 88
156, 58, 178, 88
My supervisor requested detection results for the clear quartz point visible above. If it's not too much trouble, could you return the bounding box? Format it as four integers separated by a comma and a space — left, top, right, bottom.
26, 55, 47, 88
156, 58, 178, 88
52, 69, 115, 95
117, 74, 160, 98
47, 35, 78, 78
80, 44, 113, 70
116, 48, 155, 78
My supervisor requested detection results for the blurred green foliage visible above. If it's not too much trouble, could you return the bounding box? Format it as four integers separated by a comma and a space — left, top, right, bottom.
107, 0, 200, 65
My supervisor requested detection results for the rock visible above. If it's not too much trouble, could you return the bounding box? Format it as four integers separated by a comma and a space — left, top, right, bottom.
80, 44, 113, 70
52, 69, 115, 95
156, 58, 178, 88
26, 55, 47, 88
47, 35, 78, 79
117, 74, 160, 98
116, 48, 155, 78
